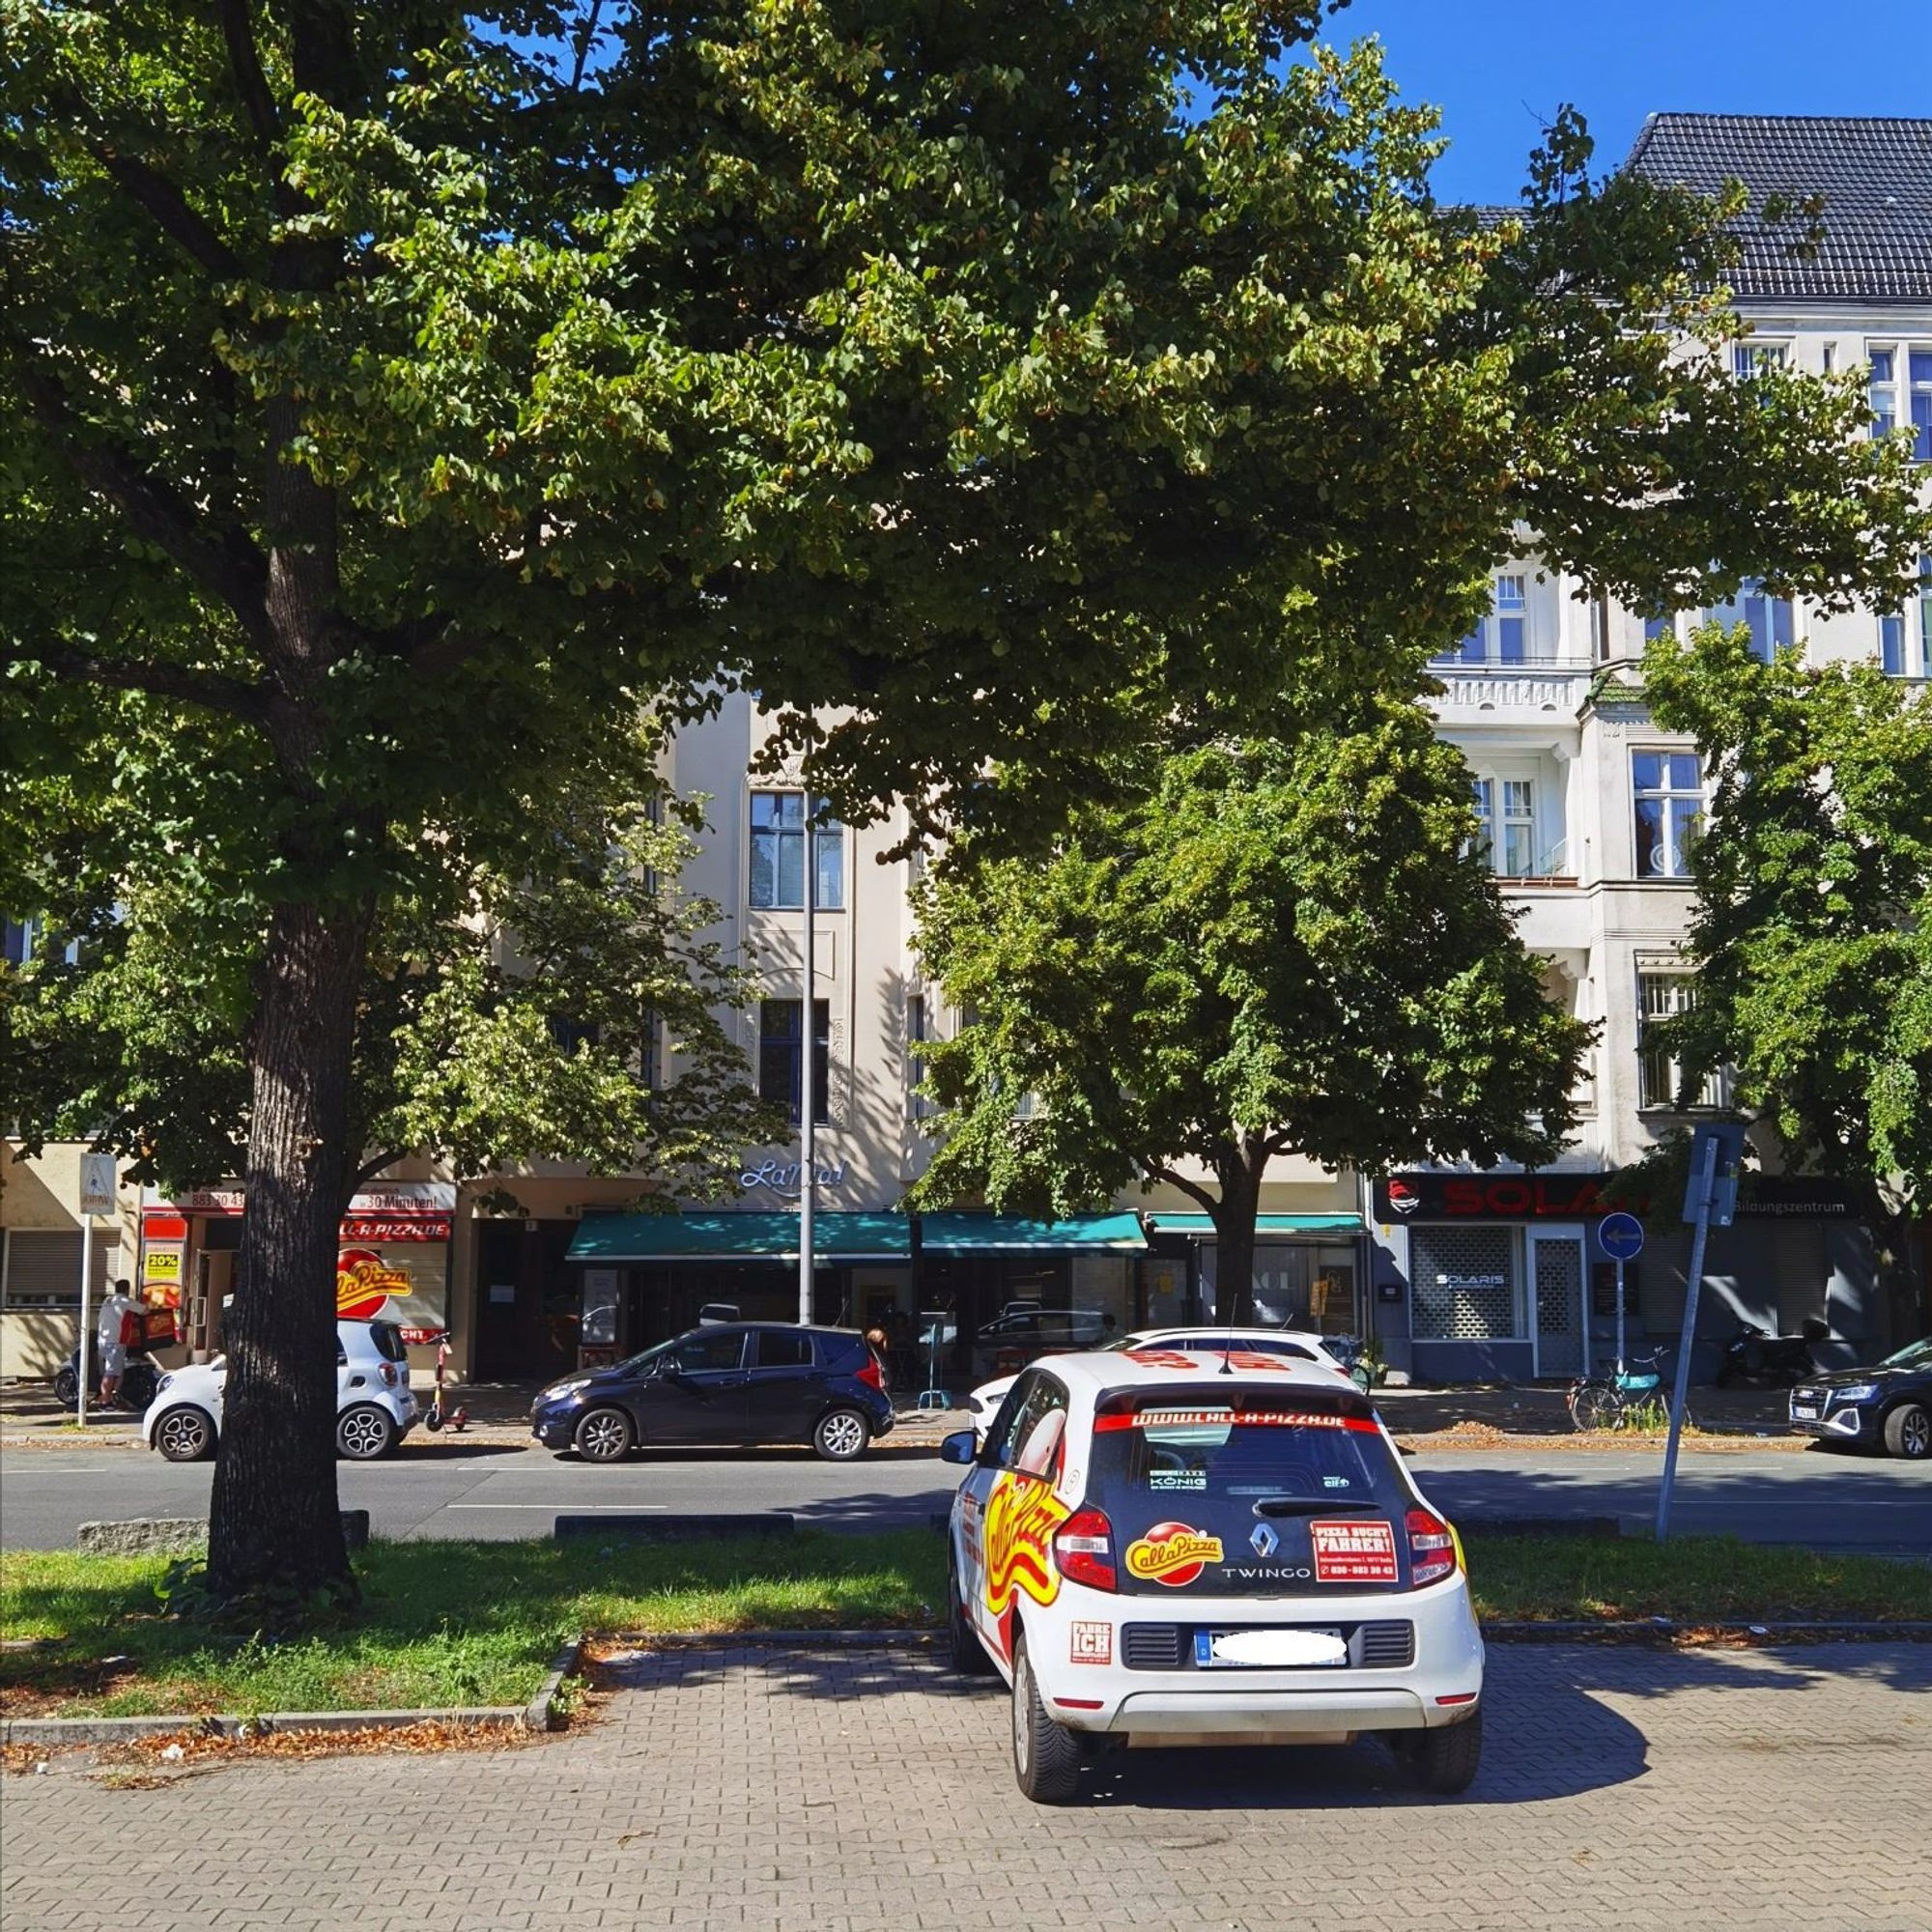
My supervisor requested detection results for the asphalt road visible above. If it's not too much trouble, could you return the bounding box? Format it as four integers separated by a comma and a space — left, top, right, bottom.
3, 1436, 1927, 1553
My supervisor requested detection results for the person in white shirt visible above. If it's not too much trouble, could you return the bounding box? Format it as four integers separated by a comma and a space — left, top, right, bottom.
97, 1280, 142, 1406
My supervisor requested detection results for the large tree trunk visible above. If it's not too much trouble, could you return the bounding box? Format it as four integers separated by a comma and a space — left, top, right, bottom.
205, 898, 371, 1599
1209, 1151, 1265, 1328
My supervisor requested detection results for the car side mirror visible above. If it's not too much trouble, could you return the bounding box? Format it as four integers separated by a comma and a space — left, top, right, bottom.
939, 1430, 978, 1465
657, 1358, 681, 1379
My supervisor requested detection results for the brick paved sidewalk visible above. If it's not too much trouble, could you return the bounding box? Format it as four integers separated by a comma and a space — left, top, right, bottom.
5, 1640, 1927, 1932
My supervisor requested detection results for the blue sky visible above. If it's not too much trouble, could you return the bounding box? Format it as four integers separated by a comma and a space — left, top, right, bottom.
1331, 0, 1931, 203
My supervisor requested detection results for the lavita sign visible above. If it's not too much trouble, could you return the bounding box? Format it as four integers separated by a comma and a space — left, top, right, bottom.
739, 1157, 847, 1196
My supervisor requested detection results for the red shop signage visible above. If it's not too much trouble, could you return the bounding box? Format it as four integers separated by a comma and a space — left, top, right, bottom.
1374, 1174, 1647, 1221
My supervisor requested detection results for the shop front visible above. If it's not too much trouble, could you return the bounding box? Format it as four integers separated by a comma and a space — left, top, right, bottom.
563, 1209, 1149, 1384
1138, 1211, 1367, 1340
142, 1181, 454, 1369
1370, 1172, 1882, 1382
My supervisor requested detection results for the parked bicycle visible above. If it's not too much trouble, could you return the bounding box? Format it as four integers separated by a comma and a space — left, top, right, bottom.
1567, 1349, 1698, 1434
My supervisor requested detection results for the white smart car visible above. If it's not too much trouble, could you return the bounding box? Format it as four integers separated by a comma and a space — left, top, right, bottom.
964, 1326, 1353, 1447
941, 1349, 1483, 1804
142, 1319, 418, 1463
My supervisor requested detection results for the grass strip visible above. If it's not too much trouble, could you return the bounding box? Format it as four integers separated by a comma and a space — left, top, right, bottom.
1462, 1532, 1932, 1624
4, 1531, 1925, 1719
0, 1531, 945, 1718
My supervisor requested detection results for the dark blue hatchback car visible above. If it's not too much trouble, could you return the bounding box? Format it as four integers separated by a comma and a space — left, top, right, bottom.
531, 1322, 895, 1463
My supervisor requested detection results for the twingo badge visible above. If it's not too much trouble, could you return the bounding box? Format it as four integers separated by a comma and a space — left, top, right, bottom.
1123, 1521, 1224, 1587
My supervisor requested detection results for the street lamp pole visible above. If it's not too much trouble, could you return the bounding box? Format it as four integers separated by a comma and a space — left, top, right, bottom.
798, 795, 816, 1327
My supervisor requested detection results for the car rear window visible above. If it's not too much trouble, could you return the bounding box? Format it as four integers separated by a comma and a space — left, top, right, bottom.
367, 1322, 408, 1364
1087, 1387, 1416, 1597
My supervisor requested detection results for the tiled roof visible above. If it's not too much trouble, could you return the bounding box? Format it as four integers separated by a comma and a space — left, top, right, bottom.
1623, 114, 1932, 304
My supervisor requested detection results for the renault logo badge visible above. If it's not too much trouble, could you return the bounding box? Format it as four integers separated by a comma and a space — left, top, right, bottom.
1250, 1521, 1279, 1559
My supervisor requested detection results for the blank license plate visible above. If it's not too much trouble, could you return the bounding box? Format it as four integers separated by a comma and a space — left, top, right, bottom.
1195, 1628, 1346, 1669
1791, 1405, 1819, 1419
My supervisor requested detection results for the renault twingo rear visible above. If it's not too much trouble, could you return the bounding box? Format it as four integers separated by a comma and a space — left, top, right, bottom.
941, 1351, 1483, 1804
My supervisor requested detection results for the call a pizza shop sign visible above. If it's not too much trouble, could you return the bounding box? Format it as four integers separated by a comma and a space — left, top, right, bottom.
1373, 1172, 1865, 1224
1374, 1174, 1644, 1221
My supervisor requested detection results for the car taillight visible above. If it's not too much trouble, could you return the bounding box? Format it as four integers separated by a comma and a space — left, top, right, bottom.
1406, 1508, 1459, 1588
379, 1362, 399, 1387
856, 1355, 884, 1390
1052, 1506, 1117, 1592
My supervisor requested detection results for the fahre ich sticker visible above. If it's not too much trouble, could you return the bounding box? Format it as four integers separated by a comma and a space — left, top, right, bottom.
1308, 1519, 1399, 1584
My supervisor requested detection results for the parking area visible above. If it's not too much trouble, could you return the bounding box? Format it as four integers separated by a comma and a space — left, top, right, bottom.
6, 1639, 1928, 1932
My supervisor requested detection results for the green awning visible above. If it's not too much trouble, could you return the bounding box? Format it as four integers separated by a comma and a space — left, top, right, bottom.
921, 1212, 1147, 1253
568, 1212, 911, 1264
1143, 1213, 1361, 1236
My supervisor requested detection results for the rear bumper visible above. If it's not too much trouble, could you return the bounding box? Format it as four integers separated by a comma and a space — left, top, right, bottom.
1103, 1688, 1439, 1735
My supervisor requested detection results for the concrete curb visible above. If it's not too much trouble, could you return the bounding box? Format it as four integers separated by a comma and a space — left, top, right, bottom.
603, 1628, 941, 1650
524, 1635, 586, 1731
2, 1636, 589, 1748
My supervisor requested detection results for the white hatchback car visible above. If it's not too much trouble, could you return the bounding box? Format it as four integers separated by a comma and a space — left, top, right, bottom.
142, 1319, 417, 1463
965, 1326, 1353, 1447
942, 1349, 1483, 1804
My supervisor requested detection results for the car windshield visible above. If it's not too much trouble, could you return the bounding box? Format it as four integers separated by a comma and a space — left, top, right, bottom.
1103, 1332, 1318, 1360
611, 1339, 676, 1377
1877, 1338, 1932, 1373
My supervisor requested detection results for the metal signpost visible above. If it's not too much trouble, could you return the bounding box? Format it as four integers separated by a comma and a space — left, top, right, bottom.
75, 1152, 116, 1430
1598, 1210, 1645, 1372
1654, 1124, 1745, 1542
797, 797, 816, 1328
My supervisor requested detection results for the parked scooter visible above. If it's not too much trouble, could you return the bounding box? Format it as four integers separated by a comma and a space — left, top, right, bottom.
51, 1346, 161, 1414
1717, 1317, 1829, 1389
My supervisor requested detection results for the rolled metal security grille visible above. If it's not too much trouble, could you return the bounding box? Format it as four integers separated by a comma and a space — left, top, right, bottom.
1409, 1227, 1517, 1340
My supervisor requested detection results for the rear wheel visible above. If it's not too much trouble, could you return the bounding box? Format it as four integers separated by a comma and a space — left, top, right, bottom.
52, 1365, 79, 1410
1401, 1708, 1483, 1795
575, 1406, 635, 1463
154, 1406, 216, 1463
336, 1403, 396, 1461
1884, 1402, 1931, 1461
812, 1407, 869, 1463
1010, 1636, 1082, 1804
947, 1555, 995, 1676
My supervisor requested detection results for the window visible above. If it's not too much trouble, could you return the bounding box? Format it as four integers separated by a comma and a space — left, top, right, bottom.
0, 1229, 116, 1310
1704, 581, 1794, 661
1408, 1227, 1520, 1341
1879, 555, 1932, 679
749, 793, 844, 910
1731, 341, 1787, 379
1440, 573, 1530, 665
1470, 777, 1542, 877
2, 918, 33, 966
1642, 613, 1676, 644
1638, 973, 1726, 1110
907, 993, 934, 1122
758, 998, 830, 1124
669, 1330, 748, 1374
1632, 752, 1701, 879
753, 1328, 812, 1369
1868, 347, 1932, 461
987, 1370, 1070, 1477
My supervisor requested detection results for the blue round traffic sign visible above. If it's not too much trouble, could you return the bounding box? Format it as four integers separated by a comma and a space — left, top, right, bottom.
1599, 1211, 1645, 1263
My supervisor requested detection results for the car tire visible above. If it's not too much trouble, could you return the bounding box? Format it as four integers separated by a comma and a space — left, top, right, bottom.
52, 1365, 79, 1410
335, 1403, 396, 1461
1010, 1634, 1083, 1804
1401, 1708, 1483, 1795
575, 1406, 635, 1463
1883, 1402, 1931, 1461
948, 1556, 995, 1676
153, 1406, 217, 1463
811, 1407, 870, 1463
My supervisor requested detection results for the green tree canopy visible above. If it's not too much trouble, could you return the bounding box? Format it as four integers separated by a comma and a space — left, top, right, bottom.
909, 710, 1593, 1322
3, 1, 1922, 1599
1641, 621, 1932, 1335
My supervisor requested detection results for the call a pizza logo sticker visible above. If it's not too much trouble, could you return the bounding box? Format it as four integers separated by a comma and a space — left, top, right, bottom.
982, 1474, 1071, 1612
1309, 1519, 1400, 1584
335, 1248, 411, 1321
1123, 1521, 1225, 1587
